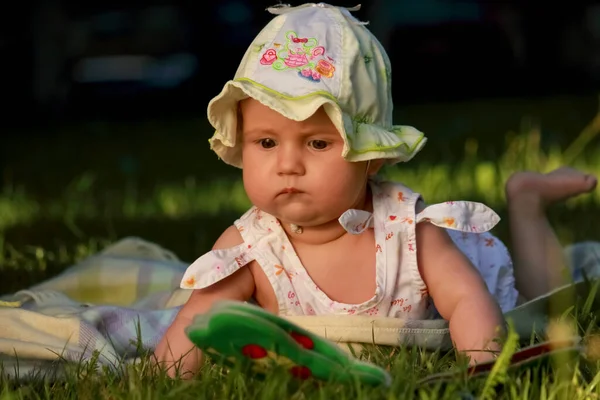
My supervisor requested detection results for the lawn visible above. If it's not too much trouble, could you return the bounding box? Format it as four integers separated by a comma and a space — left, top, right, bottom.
1, 93, 600, 398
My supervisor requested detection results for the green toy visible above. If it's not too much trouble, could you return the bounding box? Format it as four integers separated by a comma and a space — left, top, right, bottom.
185, 300, 584, 389
185, 300, 392, 387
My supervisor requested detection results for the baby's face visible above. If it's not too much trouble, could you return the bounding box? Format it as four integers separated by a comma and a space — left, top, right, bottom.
239, 98, 373, 227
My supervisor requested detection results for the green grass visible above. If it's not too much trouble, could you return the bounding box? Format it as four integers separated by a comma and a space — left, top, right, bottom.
2, 94, 600, 398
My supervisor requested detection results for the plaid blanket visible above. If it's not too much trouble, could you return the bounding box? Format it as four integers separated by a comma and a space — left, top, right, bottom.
0, 238, 191, 380
1, 237, 598, 381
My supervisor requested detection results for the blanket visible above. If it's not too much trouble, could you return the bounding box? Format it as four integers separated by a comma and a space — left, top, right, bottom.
0, 238, 190, 380
1, 237, 599, 381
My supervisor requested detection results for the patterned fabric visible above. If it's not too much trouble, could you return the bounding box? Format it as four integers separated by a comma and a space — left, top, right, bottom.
0, 238, 187, 381
182, 179, 519, 317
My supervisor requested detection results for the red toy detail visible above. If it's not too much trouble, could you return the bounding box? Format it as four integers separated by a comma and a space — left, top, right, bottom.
290, 365, 312, 380
242, 344, 268, 359
290, 332, 315, 349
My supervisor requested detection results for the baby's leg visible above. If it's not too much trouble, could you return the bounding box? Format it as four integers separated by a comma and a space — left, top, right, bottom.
506, 167, 597, 301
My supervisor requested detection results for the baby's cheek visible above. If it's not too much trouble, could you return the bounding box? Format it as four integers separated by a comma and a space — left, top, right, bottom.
243, 178, 270, 206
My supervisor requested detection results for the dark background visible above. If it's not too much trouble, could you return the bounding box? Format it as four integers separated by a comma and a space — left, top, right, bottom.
3, 0, 600, 124
1, 1, 600, 268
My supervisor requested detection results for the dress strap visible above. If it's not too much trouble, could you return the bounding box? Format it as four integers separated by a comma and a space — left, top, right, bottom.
180, 243, 255, 289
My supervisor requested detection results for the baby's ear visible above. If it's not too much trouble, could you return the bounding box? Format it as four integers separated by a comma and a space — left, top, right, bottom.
367, 159, 385, 176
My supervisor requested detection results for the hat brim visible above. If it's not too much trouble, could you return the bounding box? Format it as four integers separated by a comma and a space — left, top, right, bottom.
207, 78, 427, 169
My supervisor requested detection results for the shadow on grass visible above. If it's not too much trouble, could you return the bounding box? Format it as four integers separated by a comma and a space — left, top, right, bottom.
0, 211, 241, 295
2, 200, 600, 297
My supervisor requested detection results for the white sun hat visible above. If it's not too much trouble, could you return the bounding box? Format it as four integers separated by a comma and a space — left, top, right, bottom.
207, 3, 428, 168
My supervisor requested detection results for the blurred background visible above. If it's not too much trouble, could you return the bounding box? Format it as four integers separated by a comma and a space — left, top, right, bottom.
4, 0, 600, 119
2, 0, 600, 293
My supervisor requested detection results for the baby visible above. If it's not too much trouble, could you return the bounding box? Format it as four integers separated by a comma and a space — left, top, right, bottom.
154, 3, 598, 378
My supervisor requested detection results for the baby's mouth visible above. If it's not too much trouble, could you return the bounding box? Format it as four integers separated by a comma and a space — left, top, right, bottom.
279, 187, 302, 195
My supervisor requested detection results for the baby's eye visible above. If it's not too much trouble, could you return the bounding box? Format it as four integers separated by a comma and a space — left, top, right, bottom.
259, 138, 276, 149
309, 140, 328, 150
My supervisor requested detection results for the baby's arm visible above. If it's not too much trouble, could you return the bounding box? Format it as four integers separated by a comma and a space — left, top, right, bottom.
153, 226, 255, 378
416, 222, 505, 364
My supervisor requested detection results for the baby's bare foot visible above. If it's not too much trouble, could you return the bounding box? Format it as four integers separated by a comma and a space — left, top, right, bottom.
506, 167, 597, 209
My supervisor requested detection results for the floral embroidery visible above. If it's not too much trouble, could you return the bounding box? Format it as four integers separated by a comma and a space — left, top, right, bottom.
389, 215, 397, 221
253, 42, 267, 53
397, 191, 404, 202
443, 217, 456, 227
287, 291, 300, 307
353, 221, 368, 233
401, 217, 413, 224
366, 307, 379, 316
485, 237, 495, 247
260, 48, 277, 65
275, 264, 284, 276
259, 30, 335, 82
234, 253, 248, 267
390, 298, 406, 307
250, 208, 263, 220
183, 276, 196, 288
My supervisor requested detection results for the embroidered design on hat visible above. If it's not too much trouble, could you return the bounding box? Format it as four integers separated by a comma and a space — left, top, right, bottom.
259, 30, 336, 83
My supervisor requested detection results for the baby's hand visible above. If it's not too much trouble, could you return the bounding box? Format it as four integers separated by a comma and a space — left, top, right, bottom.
153, 313, 203, 379
153, 225, 257, 378
415, 222, 506, 363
